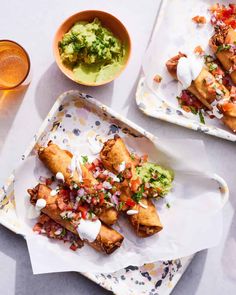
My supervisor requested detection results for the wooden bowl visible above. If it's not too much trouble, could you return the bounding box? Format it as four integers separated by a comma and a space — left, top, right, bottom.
53, 10, 131, 86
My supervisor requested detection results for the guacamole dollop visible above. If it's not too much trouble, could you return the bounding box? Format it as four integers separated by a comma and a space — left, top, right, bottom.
59, 18, 127, 83
136, 162, 174, 198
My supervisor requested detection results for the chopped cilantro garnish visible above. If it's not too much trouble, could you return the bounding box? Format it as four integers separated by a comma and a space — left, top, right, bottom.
166, 203, 171, 209
118, 201, 124, 210
217, 44, 231, 53
130, 153, 135, 161
81, 155, 88, 164
88, 210, 94, 219
71, 181, 79, 190
199, 110, 205, 124
209, 63, 218, 72
117, 173, 124, 181
132, 184, 144, 203
189, 106, 198, 115
204, 54, 214, 63
60, 228, 66, 237
104, 193, 110, 201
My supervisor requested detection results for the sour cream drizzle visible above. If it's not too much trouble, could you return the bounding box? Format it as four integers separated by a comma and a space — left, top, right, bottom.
127, 209, 139, 215
177, 56, 203, 89
69, 154, 83, 182
50, 190, 58, 196
118, 161, 126, 172
35, 198, 47, 210
56, 172, 65, 182
139, 201, 148, 209
76, 219, 101, 242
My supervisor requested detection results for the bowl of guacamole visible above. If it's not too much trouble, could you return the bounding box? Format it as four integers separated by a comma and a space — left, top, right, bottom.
54, 11, 131, 86
136, 162, 174, 198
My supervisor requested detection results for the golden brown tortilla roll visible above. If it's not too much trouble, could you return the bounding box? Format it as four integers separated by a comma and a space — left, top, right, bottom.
166, 53, 230, 110
100, 136, 163, 237
38, 142, 118, 225
100, 135, 141, 198
38, 142, 81, 187
210, 25, 236, 84
222, 115, 236, 132
100, 135, 136, 176
28, 184, 123, 254
128, 199, 163, 237
98, 207, 119, 226
218, 102, 236, 132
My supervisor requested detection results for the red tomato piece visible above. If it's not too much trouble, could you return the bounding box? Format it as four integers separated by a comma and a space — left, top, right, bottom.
99, 193, 105, 205
96, 183, 103, 190
98, 173, 107, 180
70, 243, 78, 251
123, 169, 132, 179
125, 199, 136, 207
130, 178, 142, 193
78, 206, 88, 219
92, 158, 100, 167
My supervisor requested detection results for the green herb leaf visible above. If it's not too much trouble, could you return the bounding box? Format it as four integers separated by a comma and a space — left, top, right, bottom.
204, 54, 214, 63
189, 106, 198, 115
104, 193, 110, 201
209, 63, 218, 72
118, 201, 124, 211
81, 155, 88, 164
166, 203, 171, 209
60, 228, 66, 237
217, 44, 231, 53
132, 184, 144, 203
130, 153, 135, 161
199, 110, 205, 124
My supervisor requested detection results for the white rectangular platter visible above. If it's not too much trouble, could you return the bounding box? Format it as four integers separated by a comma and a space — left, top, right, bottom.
0, 90, 193, 295
136, 0, 236, 142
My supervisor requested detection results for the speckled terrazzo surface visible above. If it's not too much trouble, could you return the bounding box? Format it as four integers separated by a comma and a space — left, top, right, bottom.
0, 0, 236, 295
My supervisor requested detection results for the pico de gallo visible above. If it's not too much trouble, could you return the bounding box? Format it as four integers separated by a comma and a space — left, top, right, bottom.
33, 213, 84, 251
210, 3, 236, 29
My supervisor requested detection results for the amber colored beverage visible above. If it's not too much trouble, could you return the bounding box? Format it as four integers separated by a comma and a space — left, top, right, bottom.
0, 40, 30, 90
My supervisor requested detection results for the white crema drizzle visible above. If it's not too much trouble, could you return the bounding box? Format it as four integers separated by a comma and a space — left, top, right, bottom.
76, 219, 101, 242
177, 55, 203, 89
69, 154, 83, 182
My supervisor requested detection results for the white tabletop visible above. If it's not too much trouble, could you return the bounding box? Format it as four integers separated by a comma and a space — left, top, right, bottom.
0, 1, 235, 294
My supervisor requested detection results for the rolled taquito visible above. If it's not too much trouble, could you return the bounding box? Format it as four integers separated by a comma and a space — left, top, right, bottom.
166, 53, 230, 110
128, 198, 163, 237
100, 135, 136, 177
38, 142, 118, 225
28, 184, 123, 254
210, 25, 236, 84
100, 135, 163, 237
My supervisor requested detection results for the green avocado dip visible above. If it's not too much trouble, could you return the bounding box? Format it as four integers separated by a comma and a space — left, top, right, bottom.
136, 162, 174, 198
58, 18, 128, 84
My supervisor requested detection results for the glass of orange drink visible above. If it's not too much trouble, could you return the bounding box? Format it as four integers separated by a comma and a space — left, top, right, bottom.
0, 40, 30, 90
